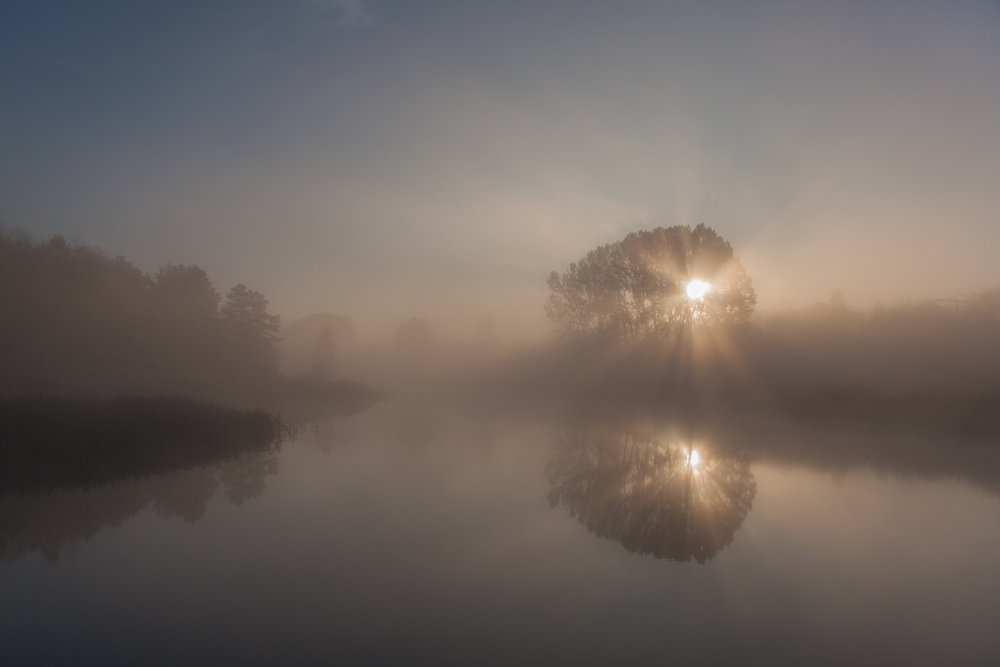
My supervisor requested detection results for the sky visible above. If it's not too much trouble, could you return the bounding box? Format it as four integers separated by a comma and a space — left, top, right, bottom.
2, 0, 1000, 339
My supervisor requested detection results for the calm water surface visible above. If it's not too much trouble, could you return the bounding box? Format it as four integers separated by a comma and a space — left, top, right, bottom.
3, 401, 1000, 665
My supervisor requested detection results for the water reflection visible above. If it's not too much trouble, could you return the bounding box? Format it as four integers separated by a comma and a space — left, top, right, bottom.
0, 396, 284, 495
0, 451, 280, 562
546, 427, 756, 563
0, 397, 286, 561
6, 395, 1000, 569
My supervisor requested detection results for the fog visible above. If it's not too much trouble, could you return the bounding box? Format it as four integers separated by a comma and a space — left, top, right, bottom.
4, 2, 1000, 664
4, 402, 1000, 665
3, 0, 999, 531
3, 1, 1000, 341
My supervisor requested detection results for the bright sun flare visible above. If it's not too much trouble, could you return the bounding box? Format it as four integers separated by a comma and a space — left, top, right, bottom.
685, 449, 702, 472
685, 279, 711, 300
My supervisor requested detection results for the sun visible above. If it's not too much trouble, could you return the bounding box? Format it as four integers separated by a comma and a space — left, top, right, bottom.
685, 448, 702, 473
685, 279, 711, 300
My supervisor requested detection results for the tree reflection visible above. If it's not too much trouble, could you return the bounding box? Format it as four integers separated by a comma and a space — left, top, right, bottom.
0, 455, 280, 562
219, 453, 280, 505
148, 468, 219, 523
0, 397, 286, 561
546, 427, 756, 563
0, 396, 284, 496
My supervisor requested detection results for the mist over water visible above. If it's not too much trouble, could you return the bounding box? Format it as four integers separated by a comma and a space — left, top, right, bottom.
3, 231, 1000, 663
4, 402, 1000, 665
3, 1, 1000, 664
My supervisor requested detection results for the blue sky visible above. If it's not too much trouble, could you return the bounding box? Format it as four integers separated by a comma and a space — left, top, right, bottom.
3, 0, 1000, 336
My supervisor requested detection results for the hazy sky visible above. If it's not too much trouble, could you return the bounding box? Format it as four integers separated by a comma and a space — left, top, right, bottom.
3, 0, 1000, 338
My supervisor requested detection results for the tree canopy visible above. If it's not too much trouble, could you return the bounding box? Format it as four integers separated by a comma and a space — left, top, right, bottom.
546, 224, 755, 343
221, 284, 281, 344
153, 264, 220, 326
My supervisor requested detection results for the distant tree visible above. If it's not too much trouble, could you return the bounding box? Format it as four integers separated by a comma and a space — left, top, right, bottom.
393, 317, 435, 356
546, 224, 756, 344
308, 326, 335, 379
277, 312, 355, 377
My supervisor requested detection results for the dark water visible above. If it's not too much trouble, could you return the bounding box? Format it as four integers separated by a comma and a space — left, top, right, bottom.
2, 401, 1000, 665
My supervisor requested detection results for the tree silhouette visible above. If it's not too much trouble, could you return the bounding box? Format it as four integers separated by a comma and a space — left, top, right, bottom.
152, 264, 220, 326
545, 426, 756, 563
546, 224, 755, 343
0, 229, 382, 402
308, 326, 335, 380
218, 452, 280, 505
221, 284, 281, 343
0, 230, 155, 381
278, 312, 355, 378
151, 264, 222, 370
0, 396, 283, 496
220, 283, 281, 371
393, 317, 436, 356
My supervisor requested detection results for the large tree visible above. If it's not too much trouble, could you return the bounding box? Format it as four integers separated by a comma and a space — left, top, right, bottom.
221, 284, 281, 372
545, 224, 755, 343
221, 283, 281, 344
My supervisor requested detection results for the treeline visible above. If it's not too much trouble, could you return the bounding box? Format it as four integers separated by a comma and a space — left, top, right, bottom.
757, 291, 1000, 396
449, 289, 1000, 442
0, 228, 282, 399
541, 288, 1000, 401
